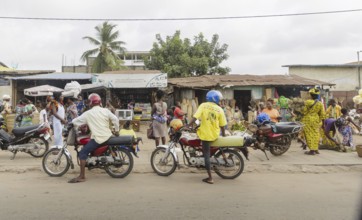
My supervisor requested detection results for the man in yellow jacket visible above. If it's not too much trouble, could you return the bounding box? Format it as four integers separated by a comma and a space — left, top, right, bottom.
188, 90, 227, 184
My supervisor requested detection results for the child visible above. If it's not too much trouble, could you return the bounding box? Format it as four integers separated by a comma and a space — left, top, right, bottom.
39, 102, 48, 125
119, 121, 139, 154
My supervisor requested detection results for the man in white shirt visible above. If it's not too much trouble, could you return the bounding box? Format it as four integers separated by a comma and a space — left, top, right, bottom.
68, 93, 119, 183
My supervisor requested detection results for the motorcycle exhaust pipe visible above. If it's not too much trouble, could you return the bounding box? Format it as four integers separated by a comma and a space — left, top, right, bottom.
8, 144, 37, 153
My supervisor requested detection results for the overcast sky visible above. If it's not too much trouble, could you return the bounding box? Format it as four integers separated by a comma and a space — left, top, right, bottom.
1, 0, 362, 74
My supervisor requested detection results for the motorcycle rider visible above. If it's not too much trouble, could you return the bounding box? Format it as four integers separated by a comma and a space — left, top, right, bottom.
68, 93, 119, 183
187, 90, 227, 184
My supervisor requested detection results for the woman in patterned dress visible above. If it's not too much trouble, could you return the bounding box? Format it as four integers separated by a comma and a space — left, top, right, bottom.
301, 88, 325, 155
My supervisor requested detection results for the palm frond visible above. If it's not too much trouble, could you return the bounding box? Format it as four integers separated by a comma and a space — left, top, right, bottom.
82, 36, 100, 46
80, 48, 99, 62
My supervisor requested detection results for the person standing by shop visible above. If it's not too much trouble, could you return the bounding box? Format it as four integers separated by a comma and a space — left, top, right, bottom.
65, 98, 78, 123
50, 92, 66, 147
21, 99, 34, 127
262, 101, 280, 123
151, 90, 168, 147
173, 101, 186, 120
325, 99, 341, 119
301, 88, 325, 155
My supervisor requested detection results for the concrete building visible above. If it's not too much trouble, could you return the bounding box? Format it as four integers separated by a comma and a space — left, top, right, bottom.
62, 51, 150, 73
283, 64, 362, 106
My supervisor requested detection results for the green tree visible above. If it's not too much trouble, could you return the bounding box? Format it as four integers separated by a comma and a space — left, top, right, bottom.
145, 31, 230, 77
81, 22, 126, 73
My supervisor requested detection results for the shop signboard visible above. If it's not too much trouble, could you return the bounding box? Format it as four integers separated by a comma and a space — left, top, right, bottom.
93, 73, 167, 88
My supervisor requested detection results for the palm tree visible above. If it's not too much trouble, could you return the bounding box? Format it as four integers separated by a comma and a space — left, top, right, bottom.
81, 22, 126, 73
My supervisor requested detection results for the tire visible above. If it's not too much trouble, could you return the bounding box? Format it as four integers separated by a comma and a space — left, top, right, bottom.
105, 148, 134, 178
150, 148, 177, 176
42, 148, 70, 177
28, 137, 49, 158
214, 149, 244, 179
270, 135, 291, 156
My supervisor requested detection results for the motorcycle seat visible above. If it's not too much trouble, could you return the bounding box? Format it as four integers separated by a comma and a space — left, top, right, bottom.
273, 123, 301, 134
107, 135, 134, 146
12, 125, 40, 137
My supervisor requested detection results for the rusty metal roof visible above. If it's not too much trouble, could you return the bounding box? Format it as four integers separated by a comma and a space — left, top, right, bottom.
168, 74, 335, 88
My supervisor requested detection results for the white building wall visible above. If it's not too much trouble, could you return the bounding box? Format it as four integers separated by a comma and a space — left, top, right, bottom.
289, 66, 359, 91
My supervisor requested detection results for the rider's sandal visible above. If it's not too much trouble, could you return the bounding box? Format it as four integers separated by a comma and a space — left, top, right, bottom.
68, 178, 85, 183
202, 178, 214, 184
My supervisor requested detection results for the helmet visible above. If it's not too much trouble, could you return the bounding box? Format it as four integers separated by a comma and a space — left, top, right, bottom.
257, 113, 271, 124
88, 93, 101, 106
2, 94, 10, 100
170, 119, 183, 131
309, 88, 320, 95
335, 118, 345, 127
206, 90, 223, 104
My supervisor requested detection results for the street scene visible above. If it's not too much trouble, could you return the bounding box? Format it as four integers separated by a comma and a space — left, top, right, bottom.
2, 1, 362, 220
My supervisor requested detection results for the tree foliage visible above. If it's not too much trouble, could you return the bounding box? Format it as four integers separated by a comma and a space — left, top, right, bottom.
81, 22, 126, 73
145, 31, 230, 78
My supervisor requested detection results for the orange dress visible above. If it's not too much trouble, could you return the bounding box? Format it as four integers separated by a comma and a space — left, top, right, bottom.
262, 108, 280, 123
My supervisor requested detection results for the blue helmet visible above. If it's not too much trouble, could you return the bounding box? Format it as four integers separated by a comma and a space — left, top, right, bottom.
206, 90, 223, 104
257, 113, 270, 124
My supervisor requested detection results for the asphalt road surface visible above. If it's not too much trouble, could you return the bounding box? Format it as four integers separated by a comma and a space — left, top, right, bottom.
0, 171, 361, 220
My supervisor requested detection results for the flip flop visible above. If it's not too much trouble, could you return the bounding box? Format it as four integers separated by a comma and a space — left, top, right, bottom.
202, 178, 214, 184
68, 178, 85, 183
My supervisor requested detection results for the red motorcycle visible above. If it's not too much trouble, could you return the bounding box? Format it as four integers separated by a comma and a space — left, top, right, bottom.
42, 124, 140, 178
246, 121, 303, 159
150, 126, 252, 179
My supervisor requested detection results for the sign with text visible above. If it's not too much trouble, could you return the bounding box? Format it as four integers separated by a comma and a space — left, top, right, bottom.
94, 73, 167, 88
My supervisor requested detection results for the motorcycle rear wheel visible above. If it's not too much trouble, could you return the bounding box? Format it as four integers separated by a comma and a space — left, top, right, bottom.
214, 149, 244, 179
151, 148, 177, 176
105, 148, 134, 178
29, 137, 49, 158
270, 136, 291, 156
42, 148, 70, 177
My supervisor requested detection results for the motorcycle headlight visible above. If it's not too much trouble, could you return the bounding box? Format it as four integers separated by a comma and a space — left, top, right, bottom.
248, 124, 258, 133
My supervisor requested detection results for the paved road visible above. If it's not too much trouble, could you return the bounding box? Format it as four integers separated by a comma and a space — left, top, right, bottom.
0, 172, 361, 220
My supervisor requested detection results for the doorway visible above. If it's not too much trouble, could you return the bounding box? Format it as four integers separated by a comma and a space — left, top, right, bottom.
234, 90, 251, 118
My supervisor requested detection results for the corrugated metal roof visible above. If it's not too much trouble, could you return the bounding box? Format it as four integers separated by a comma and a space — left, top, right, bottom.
11, 72, 91, 80
102, 70, 162, 74
168, 74, 334, 88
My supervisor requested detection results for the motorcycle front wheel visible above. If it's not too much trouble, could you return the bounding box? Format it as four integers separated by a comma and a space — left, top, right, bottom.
28, 137, 49, 158
105, 148, 134, 178
150, 148, 177, 176
214, 149, 244, 179
270, 136, 291, 156
42, 148, 70, 177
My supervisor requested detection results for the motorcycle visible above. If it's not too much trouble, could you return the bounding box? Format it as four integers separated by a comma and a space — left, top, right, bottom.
150, 126, 253, 179
42, 124, 140, 178
244, 120, 303, 159
0, 117, 50, 159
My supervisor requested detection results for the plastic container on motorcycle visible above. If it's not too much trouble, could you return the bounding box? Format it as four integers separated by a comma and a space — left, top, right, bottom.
91, 145, 108, 156
210, 136, 244, 148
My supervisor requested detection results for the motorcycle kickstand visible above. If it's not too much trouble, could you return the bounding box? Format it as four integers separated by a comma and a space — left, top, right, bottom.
262, 150, 270, 160
10, 151, 18, 160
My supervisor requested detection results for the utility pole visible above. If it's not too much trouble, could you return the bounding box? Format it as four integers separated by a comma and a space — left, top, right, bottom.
358, 51, 362, 89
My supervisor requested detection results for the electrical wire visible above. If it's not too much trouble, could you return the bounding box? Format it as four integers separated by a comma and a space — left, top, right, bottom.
0, 8, 361, 22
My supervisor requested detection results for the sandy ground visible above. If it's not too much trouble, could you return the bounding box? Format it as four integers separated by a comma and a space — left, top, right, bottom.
0, 172, 361, 220
0, 124, 361, 219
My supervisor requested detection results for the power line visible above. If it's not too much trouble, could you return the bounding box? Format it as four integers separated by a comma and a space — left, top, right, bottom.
0, 8, 361, 22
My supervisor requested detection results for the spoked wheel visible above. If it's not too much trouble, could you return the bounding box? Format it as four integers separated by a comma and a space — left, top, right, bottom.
214, 149, 244, 179
150, 148, 177, 176
105, 148, 134, 178
28, 138, 49, 158
270, 136, 291, 156
42, 148, 70, 177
